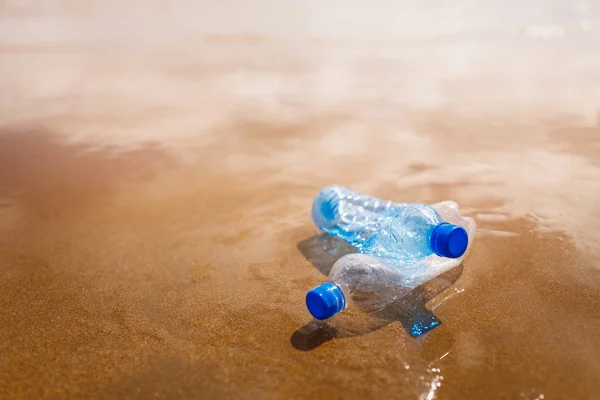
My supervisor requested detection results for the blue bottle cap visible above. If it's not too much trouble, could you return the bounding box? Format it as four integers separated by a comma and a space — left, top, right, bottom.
430, 223, 469, 259
306, 282, 345, 320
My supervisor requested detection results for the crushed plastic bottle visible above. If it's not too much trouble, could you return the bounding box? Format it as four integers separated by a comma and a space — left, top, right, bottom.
312, 186, 469, 261
306, 253, 411, 320
306, 200, 476, 321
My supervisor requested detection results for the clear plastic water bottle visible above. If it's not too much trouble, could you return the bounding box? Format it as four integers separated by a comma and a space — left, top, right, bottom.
306, 254, 411, 320
306, 200, 476, 321
311, 185, 468, 261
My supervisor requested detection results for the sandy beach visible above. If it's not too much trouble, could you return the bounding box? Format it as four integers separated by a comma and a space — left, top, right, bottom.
1, 2, 600, 399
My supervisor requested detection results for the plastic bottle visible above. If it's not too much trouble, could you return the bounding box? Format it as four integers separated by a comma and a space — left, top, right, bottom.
306, 200, 476, 320
311, 185, 468, 261
306, 254, 411, 320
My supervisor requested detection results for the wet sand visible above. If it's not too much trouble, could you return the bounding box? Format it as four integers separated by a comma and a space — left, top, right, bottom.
1, 5, 600, 399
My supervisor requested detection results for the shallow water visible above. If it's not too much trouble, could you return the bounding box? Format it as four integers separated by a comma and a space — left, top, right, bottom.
1, 2, 600, 399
